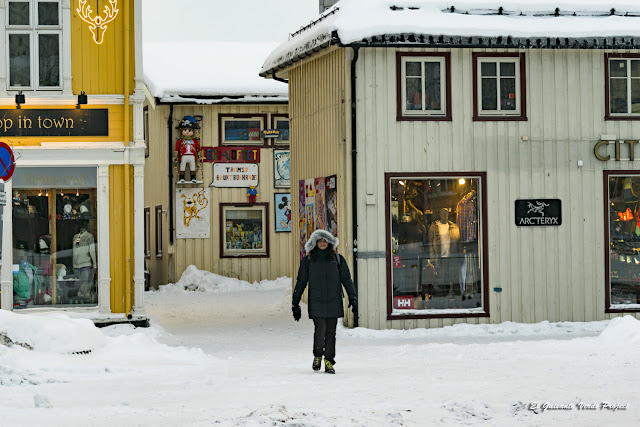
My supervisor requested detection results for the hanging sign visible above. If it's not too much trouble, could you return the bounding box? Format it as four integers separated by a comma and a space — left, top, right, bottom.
201, 146, 260, 163
515, 199, 562, 226
262, 129, 280, 139
0, 109, 108, 137
211, 163, 258, 187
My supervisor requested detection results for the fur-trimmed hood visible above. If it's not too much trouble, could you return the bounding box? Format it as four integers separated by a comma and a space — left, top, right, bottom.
304, 229, 339, 253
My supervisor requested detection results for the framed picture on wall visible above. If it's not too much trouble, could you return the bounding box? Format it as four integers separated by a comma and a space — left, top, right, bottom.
274, 193, 292, 232
273, 149, 290, 188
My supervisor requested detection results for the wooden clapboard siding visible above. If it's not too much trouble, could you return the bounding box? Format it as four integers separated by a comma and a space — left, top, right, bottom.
335, 46, 640, 329
143, 102, 292, 286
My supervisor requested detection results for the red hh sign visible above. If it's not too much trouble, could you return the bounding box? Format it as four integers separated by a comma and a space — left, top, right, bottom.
392, 255, 401, 268
393, 296, 414, 309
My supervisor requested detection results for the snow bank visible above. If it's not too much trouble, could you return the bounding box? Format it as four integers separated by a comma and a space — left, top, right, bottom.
597, 315, 640, 346
154, 264, 292, 293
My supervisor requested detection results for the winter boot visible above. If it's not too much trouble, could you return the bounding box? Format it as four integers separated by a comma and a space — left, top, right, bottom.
312, 357, 322, 371
324, 359, 335, 374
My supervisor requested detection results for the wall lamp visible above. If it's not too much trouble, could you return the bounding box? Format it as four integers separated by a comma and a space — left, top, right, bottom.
15, 91, 25, 109
76, 91, 88, 108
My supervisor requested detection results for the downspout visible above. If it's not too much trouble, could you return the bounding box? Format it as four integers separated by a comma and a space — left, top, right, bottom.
350, 46, 359, 327
168, 103, 174, 245
272, 72, 288, 84
123, 0, 132, 315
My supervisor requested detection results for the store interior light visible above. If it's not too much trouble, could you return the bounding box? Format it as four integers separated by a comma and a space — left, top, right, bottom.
45, 190, 49, 196
459, 178, 466, 185
38, 190, 42, 197
76, 190, 80, 196
61, 191, 64, 196
398, 180, 405, 186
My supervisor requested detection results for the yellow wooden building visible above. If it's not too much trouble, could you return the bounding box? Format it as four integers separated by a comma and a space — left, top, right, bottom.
143, 41, 292, 287
0, 0, 147, 325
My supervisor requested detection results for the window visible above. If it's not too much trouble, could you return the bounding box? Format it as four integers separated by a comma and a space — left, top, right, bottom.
473, 53, 526, 121
144, 207, 150, 258
605, 54, 640, 119
144, 106, 149, 158
220, 203, 268, 257
6, 0, 61, 90
155, 205, 162, 259
271, 114, 290, 145
12, 167, 98, 307
396, 52, 451, 121
386, 172, 488, 318
219, 114, 266, 146
605, 171, 640, 312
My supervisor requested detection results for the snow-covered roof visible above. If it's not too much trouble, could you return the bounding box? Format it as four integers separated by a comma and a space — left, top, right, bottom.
260, 0, 640, 77
144, 42, 288, 103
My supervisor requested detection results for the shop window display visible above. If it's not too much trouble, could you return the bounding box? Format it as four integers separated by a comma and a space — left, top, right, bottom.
221, 204, 267, 256
389, 176, 483, 313
607, 175, 640, 307
12, 189, 97, 308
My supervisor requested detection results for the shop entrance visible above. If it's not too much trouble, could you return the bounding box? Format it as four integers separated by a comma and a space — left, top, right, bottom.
11, 167, 98, 308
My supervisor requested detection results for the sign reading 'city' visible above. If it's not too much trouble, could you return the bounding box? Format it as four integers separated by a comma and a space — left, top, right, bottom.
515, 199, 562, 226
0, 109, 108, 137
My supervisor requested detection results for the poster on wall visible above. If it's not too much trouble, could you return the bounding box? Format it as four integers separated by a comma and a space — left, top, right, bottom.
273, 149, 290, 188
176, 187, 210, 238
325, 175, 338, 237
298, 175, 338, 259
299, 180, 307, 260
274, 193, 292, 232
314, 177, 326, 230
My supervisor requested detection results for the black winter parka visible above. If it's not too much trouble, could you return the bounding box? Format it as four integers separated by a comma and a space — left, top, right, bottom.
293, 250, 357, 319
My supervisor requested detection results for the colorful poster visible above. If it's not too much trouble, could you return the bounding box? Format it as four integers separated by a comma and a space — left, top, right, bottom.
325, 175, 338, 237
305, 178, 315, 247
314, 177, 326, 230
299, 180, 306, 260
176, 187, 210, 238
274, 193, 292, 232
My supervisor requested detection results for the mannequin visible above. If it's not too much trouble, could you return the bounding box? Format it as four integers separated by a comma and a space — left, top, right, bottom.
72, 222, 97, 301
428, 208, 460, 297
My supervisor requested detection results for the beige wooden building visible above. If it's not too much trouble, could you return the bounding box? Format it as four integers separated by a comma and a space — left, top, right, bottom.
261, 1, 640, 329
143, 42, 292, 287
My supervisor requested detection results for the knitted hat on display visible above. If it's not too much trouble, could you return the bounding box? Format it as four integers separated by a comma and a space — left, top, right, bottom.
304, 229, 339, 253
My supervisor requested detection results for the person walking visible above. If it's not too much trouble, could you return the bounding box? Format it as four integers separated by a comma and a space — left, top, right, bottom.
292, 229, 357, 374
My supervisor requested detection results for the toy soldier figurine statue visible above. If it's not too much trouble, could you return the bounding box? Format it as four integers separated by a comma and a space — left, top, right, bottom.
175, 116, 202, 184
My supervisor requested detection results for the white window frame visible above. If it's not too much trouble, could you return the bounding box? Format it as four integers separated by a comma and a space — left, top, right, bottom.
400, 56, 446, 116
476, 57, 521, 116
3, 0, 68, 93
607, 57, 640, 116
220, 115, 265, 146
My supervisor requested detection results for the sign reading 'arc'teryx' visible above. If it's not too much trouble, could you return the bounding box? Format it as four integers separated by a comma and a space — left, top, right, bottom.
515, 199, 562, 227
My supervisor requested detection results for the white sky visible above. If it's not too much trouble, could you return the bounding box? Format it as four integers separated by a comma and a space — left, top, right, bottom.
2, 266, 639, 425
142, 0, 320, 43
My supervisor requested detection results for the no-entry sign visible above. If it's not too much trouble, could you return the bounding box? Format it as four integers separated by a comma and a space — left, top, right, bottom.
0, 141, 15, 181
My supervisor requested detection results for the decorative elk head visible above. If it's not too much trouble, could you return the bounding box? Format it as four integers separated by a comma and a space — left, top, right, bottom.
77, 0, 119, 45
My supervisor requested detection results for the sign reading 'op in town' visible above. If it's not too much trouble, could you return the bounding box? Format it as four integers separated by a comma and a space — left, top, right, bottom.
0, 109, 108, 137
515, 199, 562, 226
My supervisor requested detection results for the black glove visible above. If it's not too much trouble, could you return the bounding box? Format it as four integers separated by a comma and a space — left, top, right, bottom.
292, 305, 301, 322
348, 298, 358, 315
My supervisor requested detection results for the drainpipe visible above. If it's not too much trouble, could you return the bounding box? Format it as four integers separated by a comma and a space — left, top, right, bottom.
123, 0, 132, 315
272, 73, 288, 84
168, 104, 174, 245
350, 46, 359, 327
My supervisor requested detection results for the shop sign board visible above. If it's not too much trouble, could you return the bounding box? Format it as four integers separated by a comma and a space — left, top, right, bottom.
201, 146, 260, 163
211, 163, 258, 187
0, 142, 16, 181
515, 199, 562, 226
0, 109, 108, 136
13, 166, 97, 188
262, 129, 280, 138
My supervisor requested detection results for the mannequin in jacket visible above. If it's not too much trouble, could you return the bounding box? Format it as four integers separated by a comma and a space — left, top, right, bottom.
72, 223, 97, 301
428, 208, 461, 297
292, 229, 357, 374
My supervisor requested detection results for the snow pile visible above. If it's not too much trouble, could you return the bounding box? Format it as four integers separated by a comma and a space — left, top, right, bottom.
155, 264, 291, 293
261, 0, 640, 75
144, 41, 288, 101
597, 315, 640, 346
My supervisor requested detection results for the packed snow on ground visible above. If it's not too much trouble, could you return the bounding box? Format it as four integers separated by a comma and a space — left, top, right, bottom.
1, 266, 639, 426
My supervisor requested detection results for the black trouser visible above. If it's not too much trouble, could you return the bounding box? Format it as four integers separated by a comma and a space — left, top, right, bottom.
312, 317, 338, 364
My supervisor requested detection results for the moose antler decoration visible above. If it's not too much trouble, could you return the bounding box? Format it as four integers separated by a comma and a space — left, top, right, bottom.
77, 0, 119, 45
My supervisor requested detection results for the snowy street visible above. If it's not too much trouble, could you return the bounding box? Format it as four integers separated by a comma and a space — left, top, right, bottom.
1, 267, 639, 426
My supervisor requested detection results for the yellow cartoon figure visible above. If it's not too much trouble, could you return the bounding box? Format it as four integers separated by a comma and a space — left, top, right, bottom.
182, 189, 208, 227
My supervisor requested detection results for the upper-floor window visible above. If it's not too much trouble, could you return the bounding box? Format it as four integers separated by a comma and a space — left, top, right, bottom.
271, 114, 289, 145
473, 53, 527, 121
605, 54, 640, 119
396, 52, 451, 121
6, 0, 61, 90
219, 114, 266, 146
